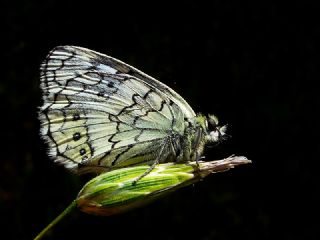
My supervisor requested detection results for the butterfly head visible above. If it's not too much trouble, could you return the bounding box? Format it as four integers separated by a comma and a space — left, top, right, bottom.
206, 114, 228, 143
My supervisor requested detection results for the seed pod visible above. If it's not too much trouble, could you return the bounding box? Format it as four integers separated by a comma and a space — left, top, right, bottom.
76, 156, 251, 216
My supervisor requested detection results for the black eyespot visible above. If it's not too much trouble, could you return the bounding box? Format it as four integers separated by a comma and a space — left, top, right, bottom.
98, 90, 105, 97
80, 148, 86, 155
107, 82, 114, 88
73, 113, 80, 121
73, 132, 81, 141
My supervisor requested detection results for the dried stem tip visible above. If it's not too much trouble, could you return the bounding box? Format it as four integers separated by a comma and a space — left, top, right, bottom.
76, 156, 251, 216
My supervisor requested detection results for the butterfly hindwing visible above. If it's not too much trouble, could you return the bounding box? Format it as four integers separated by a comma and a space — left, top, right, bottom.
39, 46, 196, 173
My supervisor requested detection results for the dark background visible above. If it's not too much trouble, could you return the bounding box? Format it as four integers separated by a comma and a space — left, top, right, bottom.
1, 1, 319, 239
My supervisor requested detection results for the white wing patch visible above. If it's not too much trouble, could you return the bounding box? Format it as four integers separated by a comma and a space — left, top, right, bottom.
39, 46, 196, 173
97, 64, 118, 74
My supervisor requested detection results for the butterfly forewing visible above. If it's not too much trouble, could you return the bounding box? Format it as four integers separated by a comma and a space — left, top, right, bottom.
39, 46, 196, 173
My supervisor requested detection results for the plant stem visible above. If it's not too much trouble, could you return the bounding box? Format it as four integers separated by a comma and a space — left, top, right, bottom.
34, 200, 77, 240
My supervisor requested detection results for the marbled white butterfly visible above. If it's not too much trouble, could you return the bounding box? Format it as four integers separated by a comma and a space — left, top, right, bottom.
39, 46, 226, 181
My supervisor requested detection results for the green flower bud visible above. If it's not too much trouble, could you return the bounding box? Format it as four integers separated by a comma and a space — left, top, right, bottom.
76, 156, 251, 216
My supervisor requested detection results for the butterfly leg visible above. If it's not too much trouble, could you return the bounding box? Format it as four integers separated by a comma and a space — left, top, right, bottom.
193, 154, 206, 175
132, 143, 166, 185
132, 159, 159, 185
196, 155, 205, 164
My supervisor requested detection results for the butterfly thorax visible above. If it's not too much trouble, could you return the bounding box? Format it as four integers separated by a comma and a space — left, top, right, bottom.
176, 115, 206, 162
176, 114, 227, 162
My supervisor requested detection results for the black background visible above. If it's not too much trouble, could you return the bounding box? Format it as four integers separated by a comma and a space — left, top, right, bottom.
1, 1, 319, 240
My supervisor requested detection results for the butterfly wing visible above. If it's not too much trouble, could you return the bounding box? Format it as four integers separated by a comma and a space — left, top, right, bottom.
39, 46, 196, 173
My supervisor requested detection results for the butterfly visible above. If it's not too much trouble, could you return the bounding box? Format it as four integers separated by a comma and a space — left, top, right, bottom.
39, 46, 227, 182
